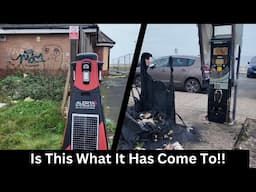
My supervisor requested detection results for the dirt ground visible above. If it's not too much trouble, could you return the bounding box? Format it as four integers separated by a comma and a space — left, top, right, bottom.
174, 91, 243, 150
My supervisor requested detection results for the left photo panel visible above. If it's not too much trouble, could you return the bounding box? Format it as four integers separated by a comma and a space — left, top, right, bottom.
0, 24, 140, 150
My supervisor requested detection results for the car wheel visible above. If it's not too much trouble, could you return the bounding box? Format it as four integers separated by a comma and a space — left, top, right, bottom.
184, 78, 201, 93
134, 75, 141, 87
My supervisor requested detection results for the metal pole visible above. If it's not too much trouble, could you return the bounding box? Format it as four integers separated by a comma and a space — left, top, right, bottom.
70, 40, 78, 62
232, 45, 241, 121
227, 24, 236, 123
79, 25, 86, 53
118, 58, 120, 72
61, 37, 78, 118
197, 24, 206, 67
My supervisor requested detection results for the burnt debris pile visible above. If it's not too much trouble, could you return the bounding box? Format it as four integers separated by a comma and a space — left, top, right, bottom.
117, 54, 200, 150
117, 80, 201, 150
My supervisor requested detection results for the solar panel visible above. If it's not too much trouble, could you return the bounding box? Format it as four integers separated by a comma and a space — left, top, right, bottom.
71, 113, 99, 150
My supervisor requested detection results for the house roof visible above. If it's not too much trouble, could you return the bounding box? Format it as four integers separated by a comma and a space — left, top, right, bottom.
97, 31, 115, 47
98, 31, 115, 44
0, 24, 115, 46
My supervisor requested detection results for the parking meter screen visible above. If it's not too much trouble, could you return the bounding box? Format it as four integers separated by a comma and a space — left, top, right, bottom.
213, 47, 228, 55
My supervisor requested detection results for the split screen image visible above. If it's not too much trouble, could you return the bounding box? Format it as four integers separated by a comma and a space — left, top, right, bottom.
0, 24, 255, 167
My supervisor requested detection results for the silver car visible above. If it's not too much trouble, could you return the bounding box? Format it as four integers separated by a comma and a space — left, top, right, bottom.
135, 55, 209, 93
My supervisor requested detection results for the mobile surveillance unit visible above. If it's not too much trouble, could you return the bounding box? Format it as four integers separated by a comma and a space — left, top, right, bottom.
62, 53, 108, 150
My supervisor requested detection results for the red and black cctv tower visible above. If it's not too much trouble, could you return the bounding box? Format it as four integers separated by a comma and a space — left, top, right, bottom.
62, 53, 108, 150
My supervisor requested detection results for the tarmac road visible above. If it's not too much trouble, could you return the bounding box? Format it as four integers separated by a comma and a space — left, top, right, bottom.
100, 76, 128, 125
237, 74, 256, 99
233, 74, 256, 121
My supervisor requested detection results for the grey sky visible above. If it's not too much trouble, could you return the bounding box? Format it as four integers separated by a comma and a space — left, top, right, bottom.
98, 24, 256, 64
98, 24, 140, 62
142, 24, 199, 58
242, 24, 256, 56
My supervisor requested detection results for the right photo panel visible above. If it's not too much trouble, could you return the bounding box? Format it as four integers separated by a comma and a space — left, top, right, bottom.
116, 24, 256, 167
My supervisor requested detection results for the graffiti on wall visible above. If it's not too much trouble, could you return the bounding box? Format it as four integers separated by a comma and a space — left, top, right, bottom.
7, 44, 64, 71
12, 49, 45, 65
42, 44, 63, 67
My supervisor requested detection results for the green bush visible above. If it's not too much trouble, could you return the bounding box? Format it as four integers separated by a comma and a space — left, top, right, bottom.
0, 72, 66, 101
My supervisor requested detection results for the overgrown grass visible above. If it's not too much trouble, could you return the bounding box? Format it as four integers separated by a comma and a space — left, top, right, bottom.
0, 100, 64, 149
0, 72, 116, 149
106, 120, 116, 149
106, 120, 116, 134
0, 72, 66, 102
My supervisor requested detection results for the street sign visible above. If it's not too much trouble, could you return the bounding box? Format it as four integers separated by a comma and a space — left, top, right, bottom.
69, 26, 79, 39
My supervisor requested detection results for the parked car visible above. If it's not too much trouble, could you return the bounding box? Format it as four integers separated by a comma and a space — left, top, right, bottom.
247, 56, 256, 78
135, 55, 209, 93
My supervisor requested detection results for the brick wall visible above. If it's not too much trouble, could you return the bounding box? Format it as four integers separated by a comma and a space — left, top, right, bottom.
94, 46, 110, 75
0, 34, 70, 75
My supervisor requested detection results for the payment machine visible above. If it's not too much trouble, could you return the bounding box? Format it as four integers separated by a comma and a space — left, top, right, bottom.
207, 24, 236, 123
208, 37, 232, 123
198, 24, 243, 124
